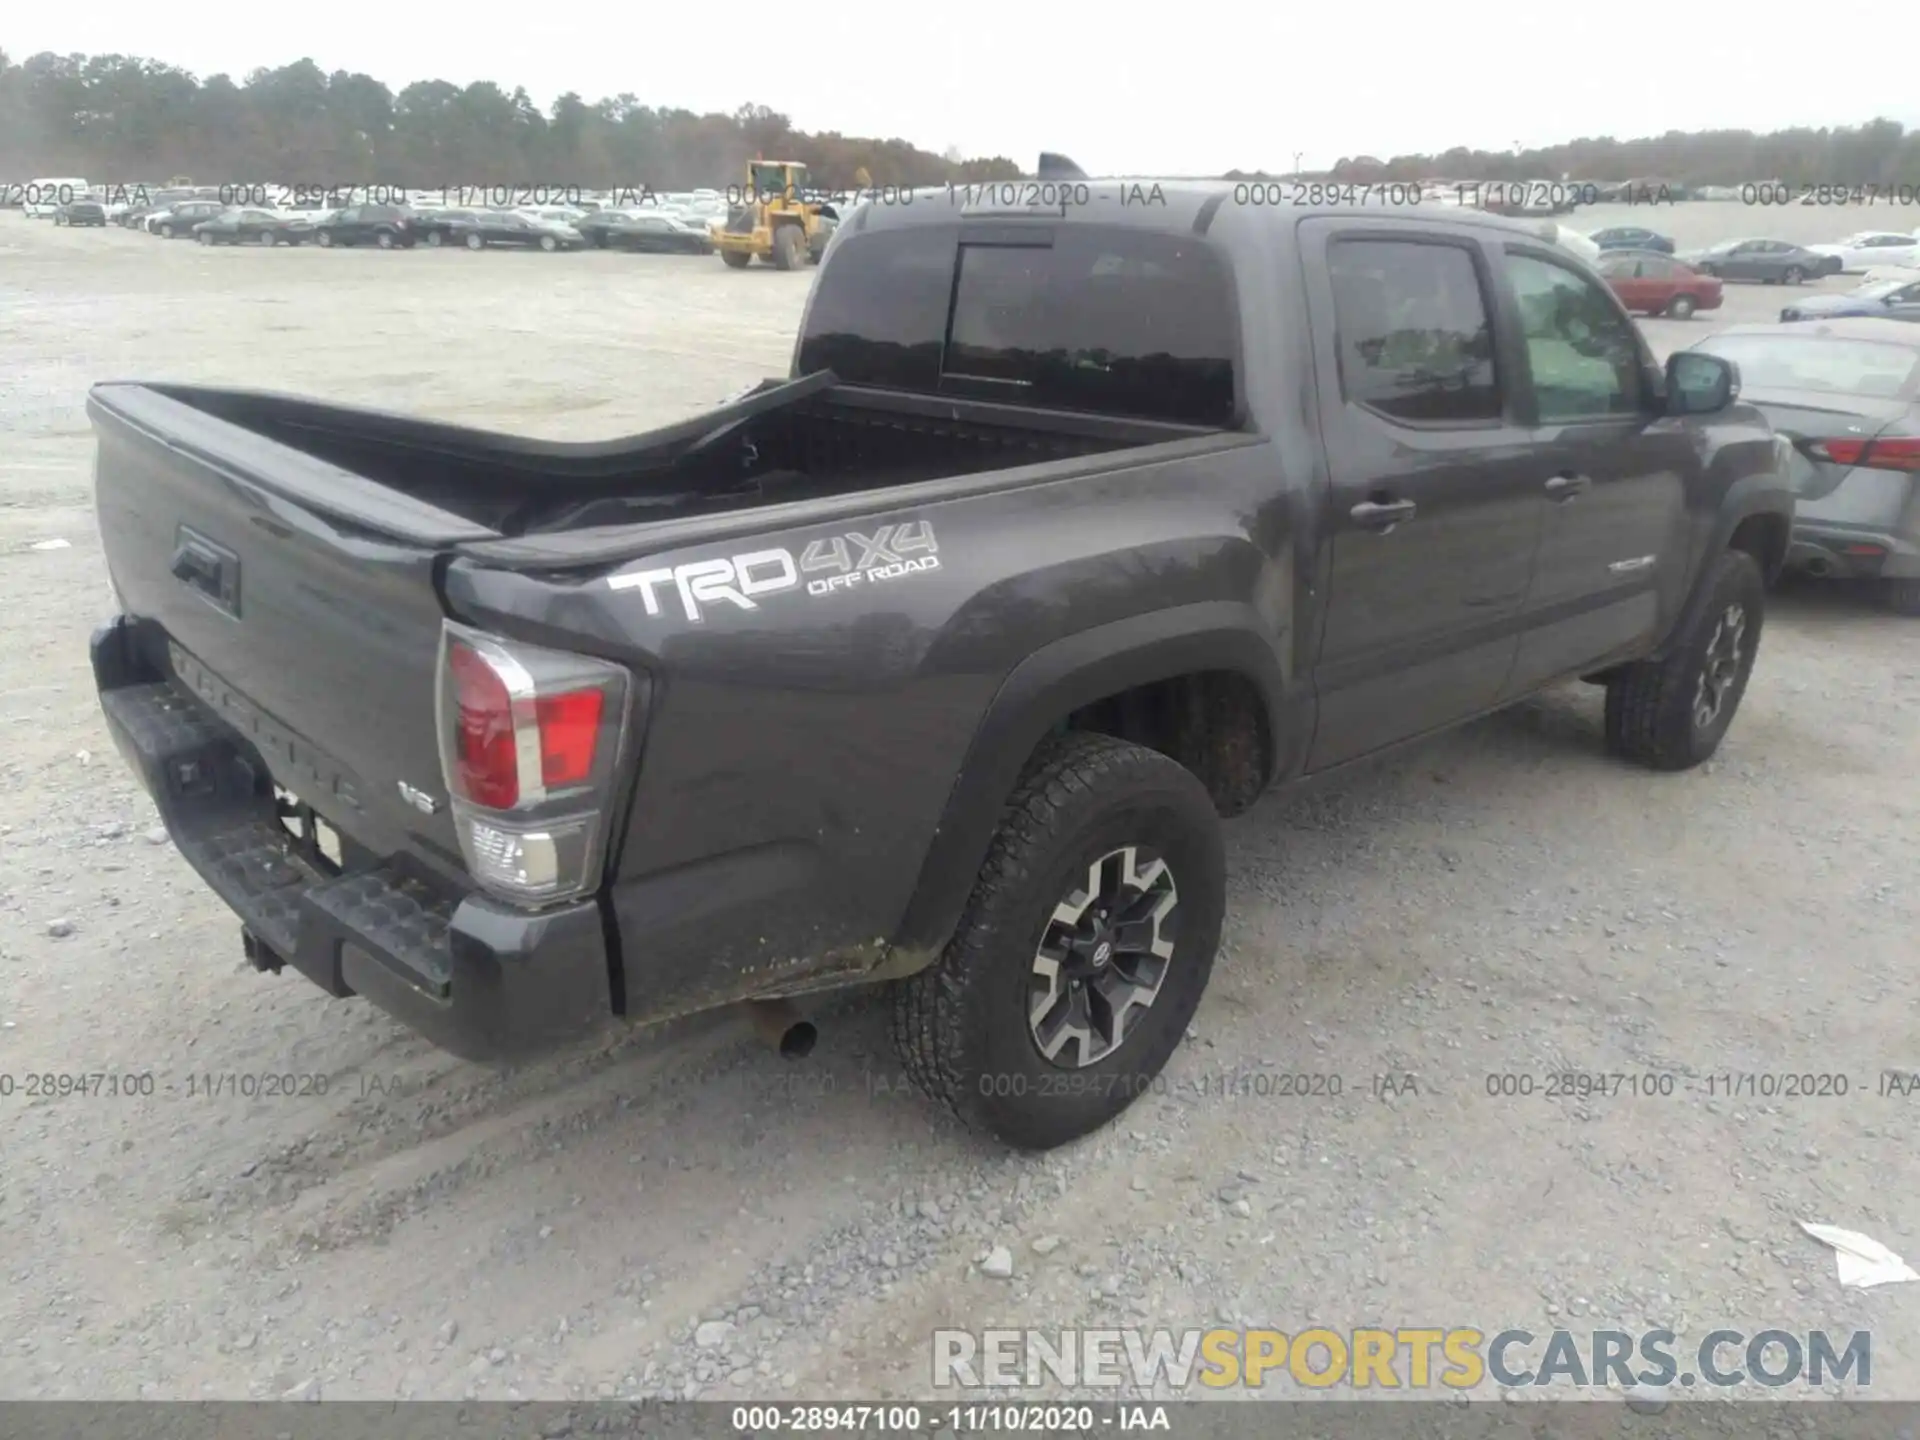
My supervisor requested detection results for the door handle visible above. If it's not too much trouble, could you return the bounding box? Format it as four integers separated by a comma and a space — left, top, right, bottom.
1350, 498, 1417, 529
1545, 473, 1591, 500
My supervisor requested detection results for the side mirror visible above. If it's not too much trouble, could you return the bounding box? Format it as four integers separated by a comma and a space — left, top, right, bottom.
1666, 351, 1739, 416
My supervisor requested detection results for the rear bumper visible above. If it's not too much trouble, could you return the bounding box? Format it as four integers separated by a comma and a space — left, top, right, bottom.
92, 616, 613, 1061
1787, 525, 1920, 580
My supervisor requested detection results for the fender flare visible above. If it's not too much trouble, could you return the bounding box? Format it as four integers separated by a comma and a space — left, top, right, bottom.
1656, 483, 1794, 660
877, 602, 1292, 976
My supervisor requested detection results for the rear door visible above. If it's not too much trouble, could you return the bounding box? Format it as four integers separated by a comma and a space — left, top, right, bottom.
1723, 242, 1765, 281
1298, 220, 1550, 769
1887, 280, 1920, 321
1596, 253, 1651, 311
1493, 243, 1691, 692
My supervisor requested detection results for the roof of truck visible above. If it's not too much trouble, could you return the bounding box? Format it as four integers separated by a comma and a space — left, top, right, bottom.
846, 178, 1578, 246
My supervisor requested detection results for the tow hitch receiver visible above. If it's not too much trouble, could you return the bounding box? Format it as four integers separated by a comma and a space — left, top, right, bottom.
241, 927, 284, 974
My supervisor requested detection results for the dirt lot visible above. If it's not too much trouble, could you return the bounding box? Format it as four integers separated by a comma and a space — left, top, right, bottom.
1, 204, 1917, 1405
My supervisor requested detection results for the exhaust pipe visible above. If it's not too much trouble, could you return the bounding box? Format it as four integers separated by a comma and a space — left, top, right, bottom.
1803, 556, 1834, 579
746, 999, 817, 1060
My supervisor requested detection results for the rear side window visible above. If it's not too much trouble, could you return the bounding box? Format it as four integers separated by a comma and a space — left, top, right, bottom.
1327, 238, 1501, 423
797, 225, 1238, 427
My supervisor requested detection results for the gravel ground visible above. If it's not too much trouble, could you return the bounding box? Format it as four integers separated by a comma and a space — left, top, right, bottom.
1, 206, 1917, 1405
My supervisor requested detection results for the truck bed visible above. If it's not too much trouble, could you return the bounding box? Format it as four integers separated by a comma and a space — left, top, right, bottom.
103, 374, 1178, 540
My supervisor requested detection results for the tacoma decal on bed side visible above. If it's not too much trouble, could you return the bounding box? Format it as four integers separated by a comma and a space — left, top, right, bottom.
608, 520, 941, 622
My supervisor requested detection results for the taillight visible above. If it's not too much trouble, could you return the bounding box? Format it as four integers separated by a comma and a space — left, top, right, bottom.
1807, 436, 1920, 472
435, 622, 631, 906
449, 641, 522, 807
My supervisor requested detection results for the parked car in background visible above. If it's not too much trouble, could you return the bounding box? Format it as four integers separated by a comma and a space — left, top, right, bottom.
578, 210, 713, 253
1682, 239, 1842, 283
1596, 250, 1723, 318
412, 208, 479, 247
516, 205, 589, 229
1781, 276, 1920, 324
1589, 225, 1674, 254
311, 204, 417, 249
1688, 319, 1920, 614
23, 177, 90, 217
147, 200, 227, 238
439, 210, 584, 251
192, 208, 313, 247
123, 189, 195, 228
1808, 232, 1920, 274
55, 195, 109, 227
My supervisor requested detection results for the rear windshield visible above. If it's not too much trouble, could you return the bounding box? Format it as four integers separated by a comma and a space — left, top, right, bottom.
797, 224, 1238, 427
1696, 335, 1920, 399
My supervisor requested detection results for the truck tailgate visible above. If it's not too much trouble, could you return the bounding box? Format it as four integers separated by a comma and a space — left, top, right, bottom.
89, 382, 493, 872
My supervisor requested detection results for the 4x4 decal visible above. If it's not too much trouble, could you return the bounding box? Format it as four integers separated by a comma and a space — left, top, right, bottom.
608, 520, 941, 622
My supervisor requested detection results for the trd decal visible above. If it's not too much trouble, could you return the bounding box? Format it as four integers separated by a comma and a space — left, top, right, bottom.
608, 521, 941, 622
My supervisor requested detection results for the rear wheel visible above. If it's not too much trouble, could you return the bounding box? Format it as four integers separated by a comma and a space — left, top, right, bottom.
1666, 293, 1697, 320
539, 234, 558, 252
465, 232, 485, 251
256, 230, 277, 247
891, 732, 1225, 1150
1783, 265, 1805, 284
1875, 578, 1920, 616
196, 230, 213, 246
316, 230, 333, 248
1604, 550, 1765, 770
426, 230, 443, 247
720, 248, 752, 269
375, 230, 395, 250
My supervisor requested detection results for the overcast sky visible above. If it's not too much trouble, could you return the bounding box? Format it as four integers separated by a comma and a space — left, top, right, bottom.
13, 3, 1920, 175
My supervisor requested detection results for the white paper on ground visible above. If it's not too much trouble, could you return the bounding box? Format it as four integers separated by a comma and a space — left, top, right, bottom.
29, 538, 71, 551
1799, 1222, 1920, 1287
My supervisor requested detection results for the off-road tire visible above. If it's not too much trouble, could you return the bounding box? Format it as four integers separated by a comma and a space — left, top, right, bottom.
721, 249, 752, 269
773, 224, 803, 271
891, 732, 1225, 1150
1604, 549, 1765, 770
1875, 577, 1920, 616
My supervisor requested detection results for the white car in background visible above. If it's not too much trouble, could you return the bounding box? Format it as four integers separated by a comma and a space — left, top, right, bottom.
22, 177, 89, 217
515, 205, 588, 230
1809, 231, 1920, 273
1533, 221, 1600, 262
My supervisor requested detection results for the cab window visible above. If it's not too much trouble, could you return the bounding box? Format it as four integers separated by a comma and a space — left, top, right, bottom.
1501, 250, 1645, 422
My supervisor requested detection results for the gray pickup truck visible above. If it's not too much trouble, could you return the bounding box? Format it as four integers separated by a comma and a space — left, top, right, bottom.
89, 179, 1795, 1149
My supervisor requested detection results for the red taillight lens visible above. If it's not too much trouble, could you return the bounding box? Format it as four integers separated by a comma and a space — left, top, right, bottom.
1863, 437, 1920, 472
449, 640, 519, 808
1809, 436, 1920, 472
1811, 438, 1869, 466
535, 689, 604, 787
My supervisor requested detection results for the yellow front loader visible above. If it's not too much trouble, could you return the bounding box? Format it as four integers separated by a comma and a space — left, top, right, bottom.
714, 161, 838, 271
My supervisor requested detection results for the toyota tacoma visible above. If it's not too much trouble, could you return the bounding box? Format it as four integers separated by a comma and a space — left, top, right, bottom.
89, 176, 1795, 1149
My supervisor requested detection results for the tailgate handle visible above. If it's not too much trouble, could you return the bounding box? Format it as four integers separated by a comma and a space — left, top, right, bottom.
171, 528, 240, 614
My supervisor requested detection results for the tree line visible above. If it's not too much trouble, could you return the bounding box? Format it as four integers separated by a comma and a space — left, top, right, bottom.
0, 51, 1022, 191
7, 49, 1920, 192
1307, 120, 1920, 187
